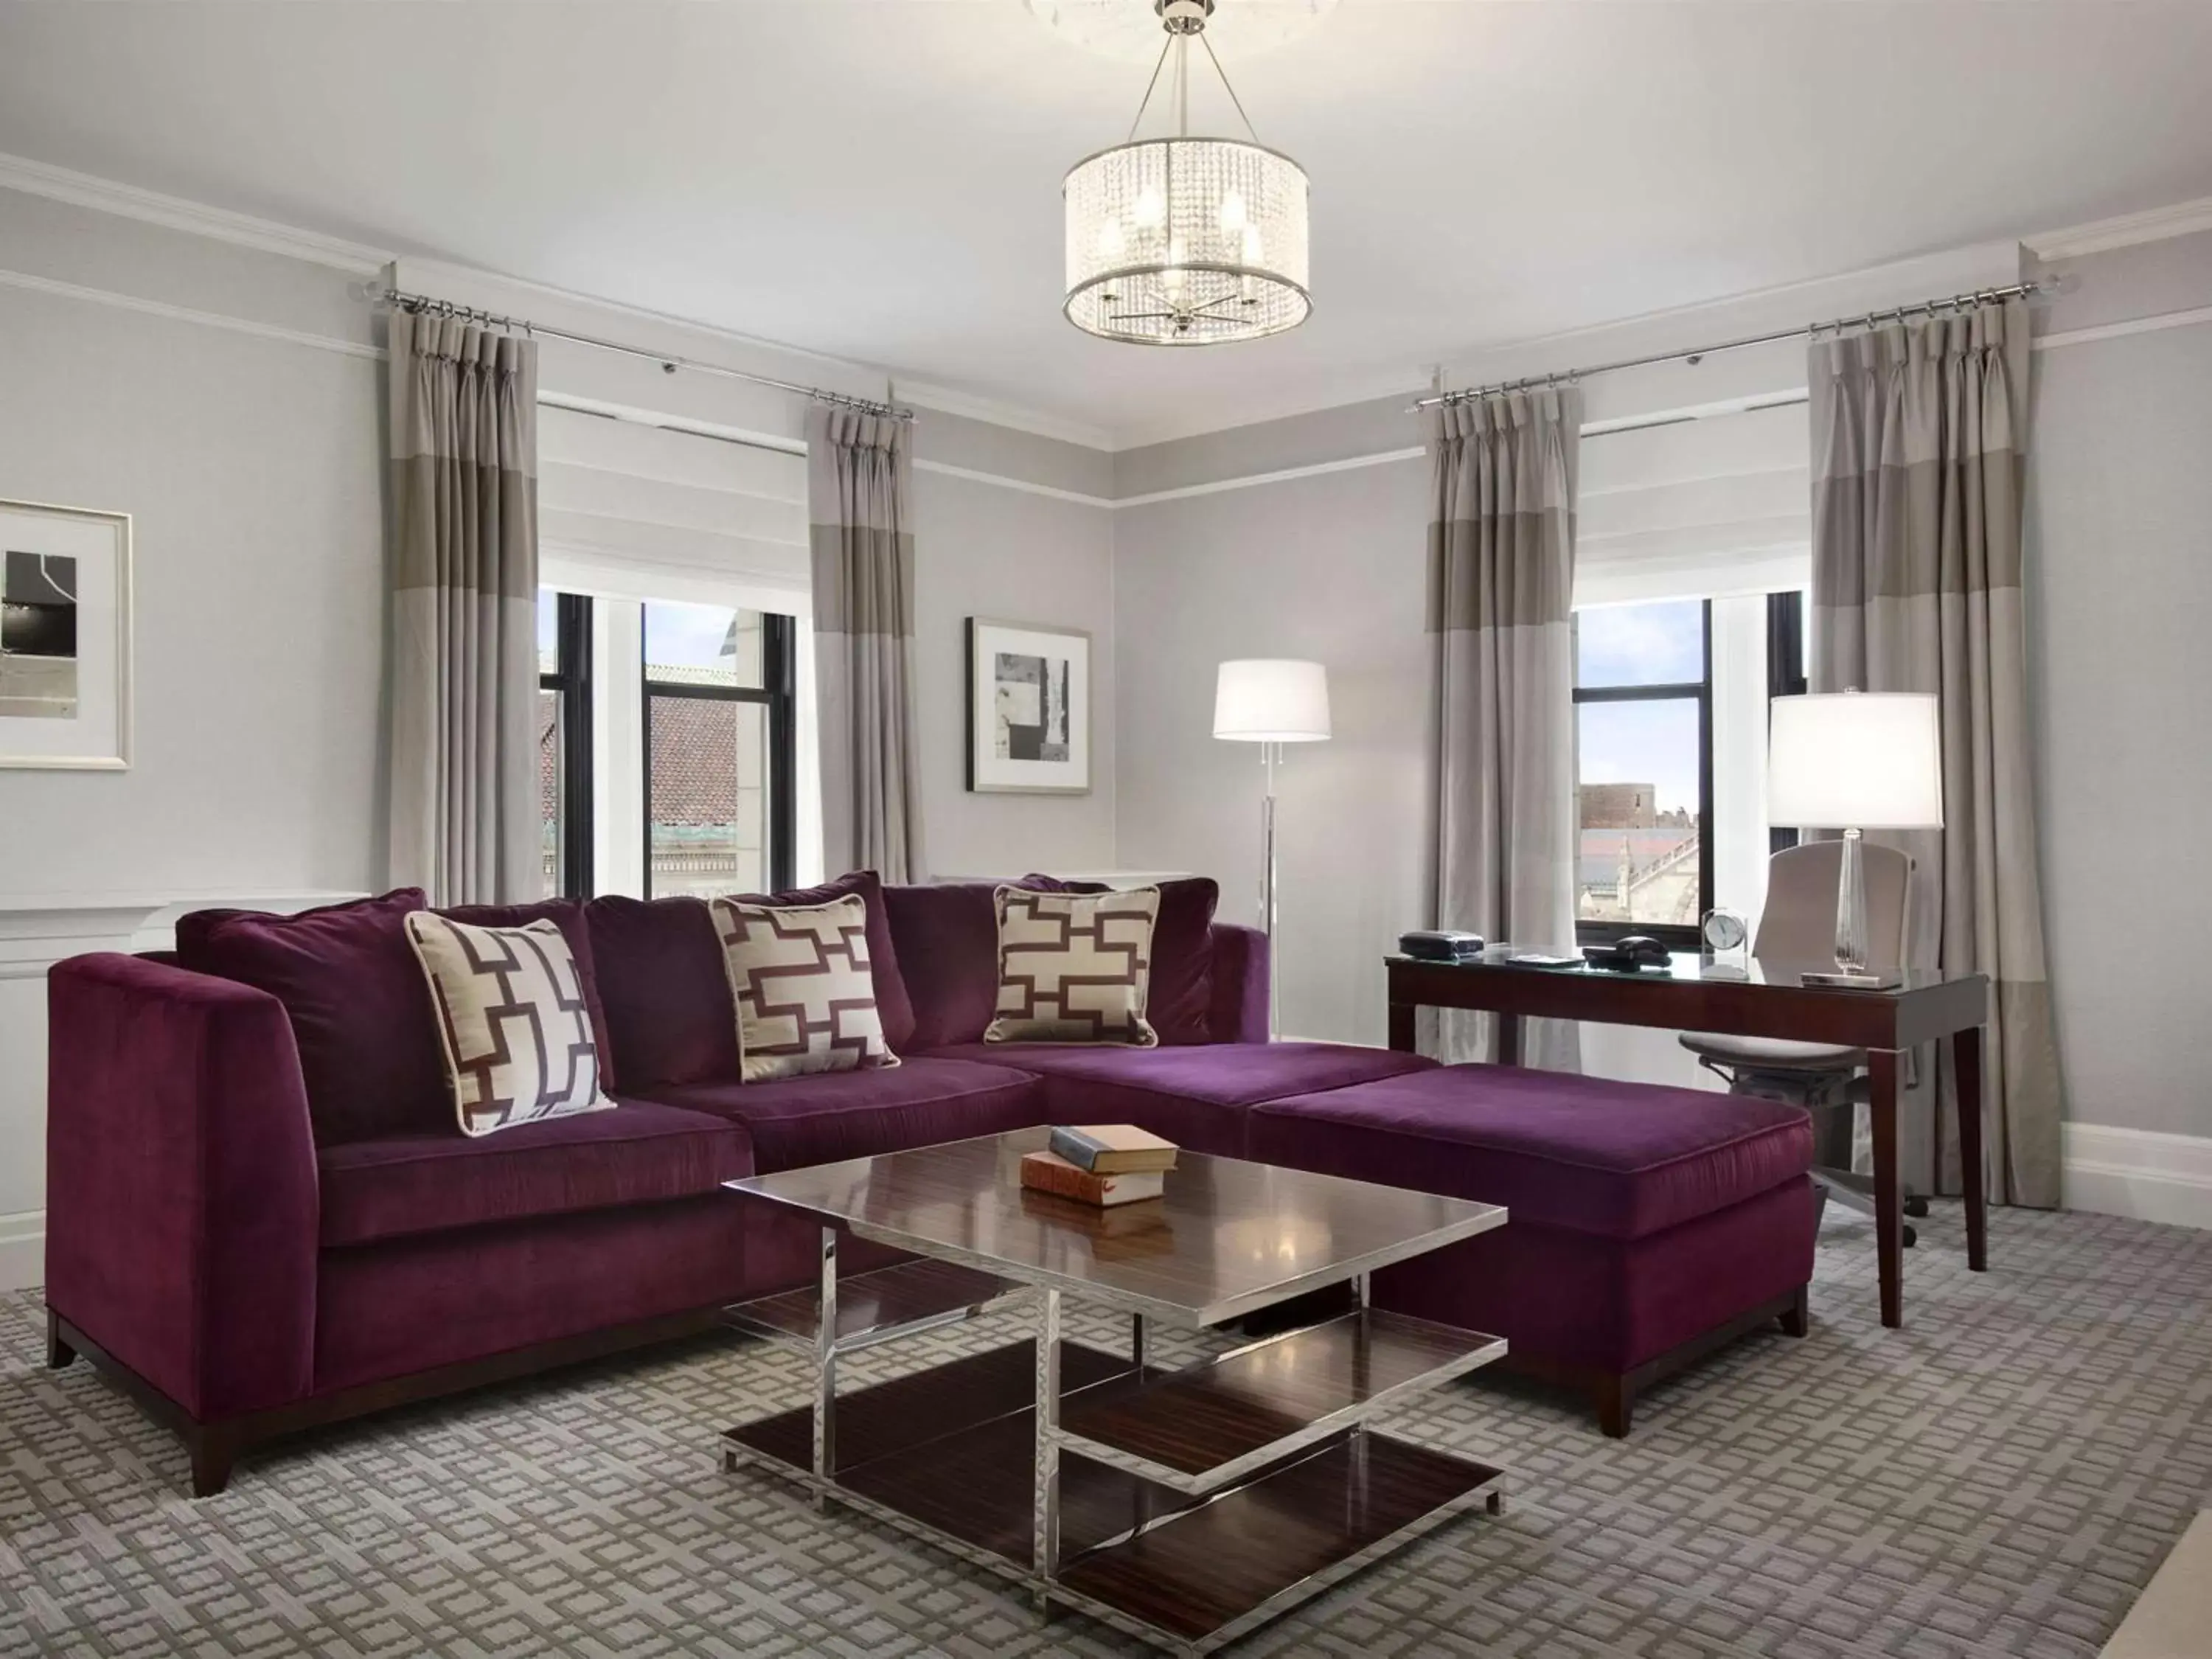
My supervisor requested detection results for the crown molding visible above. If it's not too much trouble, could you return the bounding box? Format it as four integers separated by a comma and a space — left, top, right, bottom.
397, 257, 1114, 452
897, 379, 1115, 452
0, 150, 389, 275
2024, 195, 2212, 262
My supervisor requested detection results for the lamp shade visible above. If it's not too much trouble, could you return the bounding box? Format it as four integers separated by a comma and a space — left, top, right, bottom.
1767, 692, 1944, 830
1213, 659, 1330, 742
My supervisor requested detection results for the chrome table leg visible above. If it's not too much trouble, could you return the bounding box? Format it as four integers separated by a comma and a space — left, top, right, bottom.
1034, 1287, 1062, 1615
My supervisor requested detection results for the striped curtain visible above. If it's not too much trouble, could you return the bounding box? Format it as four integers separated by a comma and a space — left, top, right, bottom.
386, 311, 540, 905
807, 406, 923, 883
1425, 389, 1584, 1070
1810, 299, 2065, 1207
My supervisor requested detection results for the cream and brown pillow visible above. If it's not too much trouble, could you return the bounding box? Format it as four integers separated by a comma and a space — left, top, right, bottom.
404, 913, 613, 1138
709, 893, 898, 1082
984, 886, 1161, 1047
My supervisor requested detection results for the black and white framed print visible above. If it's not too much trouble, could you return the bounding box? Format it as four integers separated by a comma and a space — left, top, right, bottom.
0, 500, 131, 770
966, 618, 1090, 795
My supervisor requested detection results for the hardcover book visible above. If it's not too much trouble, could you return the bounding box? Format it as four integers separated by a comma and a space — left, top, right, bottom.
1046, 1123, 1179, 1175
1019, 1150, 1165, 1208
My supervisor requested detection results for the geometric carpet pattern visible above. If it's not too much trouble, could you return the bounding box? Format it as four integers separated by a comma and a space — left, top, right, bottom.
2, 1203, 2208, 1658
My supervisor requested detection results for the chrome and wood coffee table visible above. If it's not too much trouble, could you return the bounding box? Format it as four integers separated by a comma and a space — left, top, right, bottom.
719, 1126, 1511, 1657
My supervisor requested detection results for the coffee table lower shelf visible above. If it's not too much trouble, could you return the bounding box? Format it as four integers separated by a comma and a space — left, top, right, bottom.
723, 1338, 1503, 1656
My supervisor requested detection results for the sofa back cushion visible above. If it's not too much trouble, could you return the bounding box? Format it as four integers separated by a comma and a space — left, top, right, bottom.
585, 869, 912, 1091
176, 890, 610, 1146
1024, 874, 1218, 1046
885, 876, 1218, 1049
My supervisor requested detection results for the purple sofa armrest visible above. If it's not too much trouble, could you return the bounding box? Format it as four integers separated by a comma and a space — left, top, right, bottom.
46, 953, 319, 1420
1207, 924, 1270, 1045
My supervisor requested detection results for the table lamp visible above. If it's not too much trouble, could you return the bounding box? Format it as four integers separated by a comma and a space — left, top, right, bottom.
1766, 689, 1944, 985
1214, 659, 1331, 1037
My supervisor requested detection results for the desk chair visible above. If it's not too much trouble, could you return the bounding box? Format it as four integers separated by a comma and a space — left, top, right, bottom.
1679, 841, 1931, 1243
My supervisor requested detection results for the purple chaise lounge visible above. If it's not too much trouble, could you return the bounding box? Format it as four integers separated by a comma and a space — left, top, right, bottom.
1250, 1063, 1817, 1435
42, 873, 1432, 1494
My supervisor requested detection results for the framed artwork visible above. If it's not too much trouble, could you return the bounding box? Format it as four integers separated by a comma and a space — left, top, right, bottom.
966, 618, 1091, 795
0, 499, 132, 770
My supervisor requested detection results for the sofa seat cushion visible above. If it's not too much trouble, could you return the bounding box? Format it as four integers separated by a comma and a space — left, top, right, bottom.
922, 1041, 1439, 1158
318, 1099, 749, 1248
1248, 1063, 1812, 1242
636, 1057, 1046, 1174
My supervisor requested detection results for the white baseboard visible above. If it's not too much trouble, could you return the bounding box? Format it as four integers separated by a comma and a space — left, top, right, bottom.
2065, 1124, 2212, 1231
0, 1209, 44, 1293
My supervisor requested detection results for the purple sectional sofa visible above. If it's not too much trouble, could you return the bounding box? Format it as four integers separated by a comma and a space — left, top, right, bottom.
43, 872, 1815, 1494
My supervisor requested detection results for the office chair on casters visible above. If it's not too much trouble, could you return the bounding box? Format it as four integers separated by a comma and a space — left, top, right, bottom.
1679, 841, 1933, 1244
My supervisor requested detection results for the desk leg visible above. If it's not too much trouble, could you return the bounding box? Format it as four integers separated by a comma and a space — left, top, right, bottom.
1955, 1025, 1989, 1272
1388, 998, 1416, 1054
1870, 1050, 1903, 1329
1496, 1014, 1523, 1068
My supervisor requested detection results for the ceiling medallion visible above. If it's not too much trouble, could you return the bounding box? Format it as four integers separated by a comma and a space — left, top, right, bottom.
1061, 0, 1312, 347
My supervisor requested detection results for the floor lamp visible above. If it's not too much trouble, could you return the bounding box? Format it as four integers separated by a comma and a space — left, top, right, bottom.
1213, 659, 1331, 1039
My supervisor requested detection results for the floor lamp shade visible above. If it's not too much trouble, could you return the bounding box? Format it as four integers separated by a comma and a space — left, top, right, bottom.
1213, 659, 1332, 742
1767, 691, 1942, 975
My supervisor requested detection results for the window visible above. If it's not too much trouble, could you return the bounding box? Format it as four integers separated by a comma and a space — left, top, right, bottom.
538, 590, 594, 898
1573, 599, 1713, 945
642, 600, 796, 899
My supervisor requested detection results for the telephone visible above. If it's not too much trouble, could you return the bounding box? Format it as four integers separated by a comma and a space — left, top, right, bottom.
1582, 935, 1672, 972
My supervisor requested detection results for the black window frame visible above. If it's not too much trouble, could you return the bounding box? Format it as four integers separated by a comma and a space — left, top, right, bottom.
1572, 599, 1714, 951
1767, 588, 1809, 858
641, 609, 798, 899
538, 591, 595, 900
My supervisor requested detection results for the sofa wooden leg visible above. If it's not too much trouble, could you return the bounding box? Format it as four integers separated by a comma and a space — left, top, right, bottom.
188, 1426, 240, 1498
1778, 1285, 1810, 1338
1596, 1374, 1634, 1439
46, 1310, 76, 1371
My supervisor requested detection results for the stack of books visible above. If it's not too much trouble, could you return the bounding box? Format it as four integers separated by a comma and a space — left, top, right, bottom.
1019, 1124, 1179, 1208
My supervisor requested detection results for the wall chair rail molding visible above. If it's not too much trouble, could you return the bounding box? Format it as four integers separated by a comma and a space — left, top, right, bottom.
2062, 1124, 2212, 1231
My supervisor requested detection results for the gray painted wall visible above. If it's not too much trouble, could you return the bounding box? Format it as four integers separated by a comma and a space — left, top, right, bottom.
914, 465, 1117, 878
1116, 459, 1430, 1043
2026, 232, 2212, 1140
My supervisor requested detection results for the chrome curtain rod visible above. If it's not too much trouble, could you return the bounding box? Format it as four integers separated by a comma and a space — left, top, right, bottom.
1409, 279, 2050, 413
370, 287, 914, 421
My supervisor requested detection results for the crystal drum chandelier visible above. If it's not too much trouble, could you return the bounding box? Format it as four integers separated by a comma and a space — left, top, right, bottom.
1062, 0, 1311, 346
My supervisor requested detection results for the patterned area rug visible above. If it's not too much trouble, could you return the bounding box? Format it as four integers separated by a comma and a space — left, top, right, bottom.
3, 1205, 2208, 1659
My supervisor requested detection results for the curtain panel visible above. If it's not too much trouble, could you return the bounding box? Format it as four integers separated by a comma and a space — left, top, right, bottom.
1809, 298, 2065, 1208
1425, 389, 1584, 1071
807, 405, 923, 883
386, 312, 540, 906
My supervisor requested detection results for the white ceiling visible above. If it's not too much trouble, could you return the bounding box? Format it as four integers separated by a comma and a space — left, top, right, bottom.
1, 0, 2208, 448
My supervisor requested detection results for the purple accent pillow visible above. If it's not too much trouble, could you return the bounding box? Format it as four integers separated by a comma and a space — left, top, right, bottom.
177, 891, 616, 1147
586, 870, 912, 1091
176, 888, 447, 1145
1021, 875, 1220, 1046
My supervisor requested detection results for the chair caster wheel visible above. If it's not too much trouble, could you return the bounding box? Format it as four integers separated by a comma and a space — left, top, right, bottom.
1902, 1225, 1918, 1248
1904, 1197, 1930, 1219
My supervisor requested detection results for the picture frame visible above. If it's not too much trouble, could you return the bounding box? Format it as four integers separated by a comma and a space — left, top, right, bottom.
0, 498, 132, 771
966, 617, 1091, 796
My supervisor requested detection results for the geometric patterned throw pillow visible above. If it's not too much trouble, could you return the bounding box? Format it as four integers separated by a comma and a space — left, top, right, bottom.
403, 912, 614, 1138
984, 885, 1161, 1047
706, 892, 899, 1083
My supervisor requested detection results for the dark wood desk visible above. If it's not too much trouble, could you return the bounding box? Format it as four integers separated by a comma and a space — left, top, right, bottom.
1385, 951, 1990, 1329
